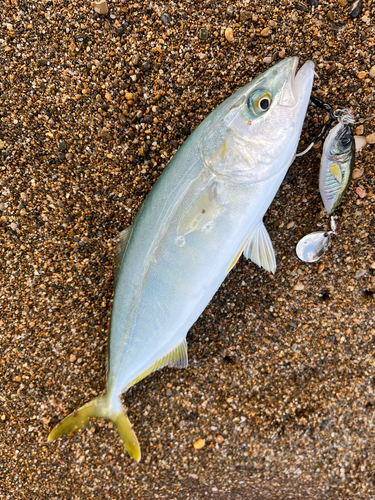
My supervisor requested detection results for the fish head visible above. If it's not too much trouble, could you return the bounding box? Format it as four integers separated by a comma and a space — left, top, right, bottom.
325, 122, 354, 160
200, 57, 315, 184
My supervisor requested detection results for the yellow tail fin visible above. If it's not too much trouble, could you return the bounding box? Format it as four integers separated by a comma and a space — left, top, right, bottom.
48, 395, 141, 462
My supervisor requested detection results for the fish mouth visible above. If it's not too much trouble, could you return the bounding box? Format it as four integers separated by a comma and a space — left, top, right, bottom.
294, 58, 315, 104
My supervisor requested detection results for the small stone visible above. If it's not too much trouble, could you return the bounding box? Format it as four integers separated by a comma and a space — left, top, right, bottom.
260, 27, 271, 37
327, 11, 334, 21
240, 11, 251, 22
307, 0, 318, 5
0, 140, 4, 150
365, 132, 375, 144
58, 140, 67, 151
66, 153, 73, 160
198, 27, 209, 40
225, 27, 234, 42
357, 71, 367, 80
93, 0, 108, 15
100, 130, 113, 142
226, 6, 234, 17
369, 65, 375, 79
130, 74, 137, 82
286, 221, 295, 229
215, 435, 224, 444
349, 0, 362, 18
125, 92, 134, 101
352, 168, 364, 180
354, 136, 366, 151
69, 354, 77, 362
160, 13, 172, 25
318, 263, 325, 274
356, 187, 366, 198
37, 58, 48, 66
141, 61, 151, 72
263, 56, 273, 64
279, 50, 286, 59
294, 282, 304, 291
193, 439, 205, 450
10, 223, 18, 231
338, 0, 347, 6
268, 20, 276, 27
355, 125, 364, 135
355, 269, 366, 279
105, 92, 112, 102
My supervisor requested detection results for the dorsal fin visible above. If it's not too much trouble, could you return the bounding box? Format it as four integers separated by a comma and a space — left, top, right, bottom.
124, 339, 188, 391
115, 226, 132, 282
243, 220, 276, 274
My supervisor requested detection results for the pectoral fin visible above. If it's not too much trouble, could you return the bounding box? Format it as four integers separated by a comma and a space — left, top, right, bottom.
243, 221, 276, 274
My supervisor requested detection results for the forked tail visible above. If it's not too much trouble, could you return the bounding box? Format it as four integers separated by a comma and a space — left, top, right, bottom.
48, 395, 141, 462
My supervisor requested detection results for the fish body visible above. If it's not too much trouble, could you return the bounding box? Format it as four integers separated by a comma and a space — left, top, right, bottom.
48, 57, 315, 460
319, 117, 355, 214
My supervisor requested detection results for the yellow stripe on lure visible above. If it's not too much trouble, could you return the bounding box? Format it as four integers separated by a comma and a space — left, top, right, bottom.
48, 57, 315, 461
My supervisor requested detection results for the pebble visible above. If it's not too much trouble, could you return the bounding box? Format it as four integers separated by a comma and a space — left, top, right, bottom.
279, 50, 286, 58
0, 140, 4, 150
327, 11, 334, 21
69, 354, 77, 363
338, 0, 347, 6
226, 6, 234, 17
354, 136, 367, 151
349, 0, 362, 18
160, 13, 172, 26
225, 28, 234, 42
240, 11, 251, 22
369, 65, 375, 79
261, 27, 271, 37
356, 187, 366, 198
93, 0, 108, 15
199, 27, 209, 40
294, 282, 305, 291
263, 56, 273, 64
355, 125, 364, 135
193, 439, 205, 450
355, 270, 366, 279
365, 132, 375, 144
352, 168, 364, 179
58, 140, 67, 151
286, 221, 295, 229
141, 61, 151, 72
357, 71, 367, 80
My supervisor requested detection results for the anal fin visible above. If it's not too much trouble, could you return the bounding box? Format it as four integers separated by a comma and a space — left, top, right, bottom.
243, 220, 276, 274
125, 339, 188, 391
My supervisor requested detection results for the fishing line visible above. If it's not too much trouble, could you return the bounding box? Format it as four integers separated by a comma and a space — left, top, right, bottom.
295, 96, 350, 157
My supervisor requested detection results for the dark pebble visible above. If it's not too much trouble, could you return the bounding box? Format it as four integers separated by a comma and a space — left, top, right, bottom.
160, 13, 172, 25
199, 27, 209, 40
349, 0, 362, 18
181, 126, 191, 136
58, 140, 67, 151
141, 61, 151, 72
306, 0, 318, 6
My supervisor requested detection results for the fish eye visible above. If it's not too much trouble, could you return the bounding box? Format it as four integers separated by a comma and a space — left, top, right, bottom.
248, 89, 273, 117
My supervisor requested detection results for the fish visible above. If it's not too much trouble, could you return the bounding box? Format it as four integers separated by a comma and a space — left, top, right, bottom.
48, 57, 315, 461
319, 111, 355, 214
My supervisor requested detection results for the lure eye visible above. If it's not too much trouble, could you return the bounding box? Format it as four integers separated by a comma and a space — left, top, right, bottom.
248, 89, 273, 117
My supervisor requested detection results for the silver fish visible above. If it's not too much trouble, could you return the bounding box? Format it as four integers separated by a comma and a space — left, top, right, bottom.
48, 57, 314, 461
